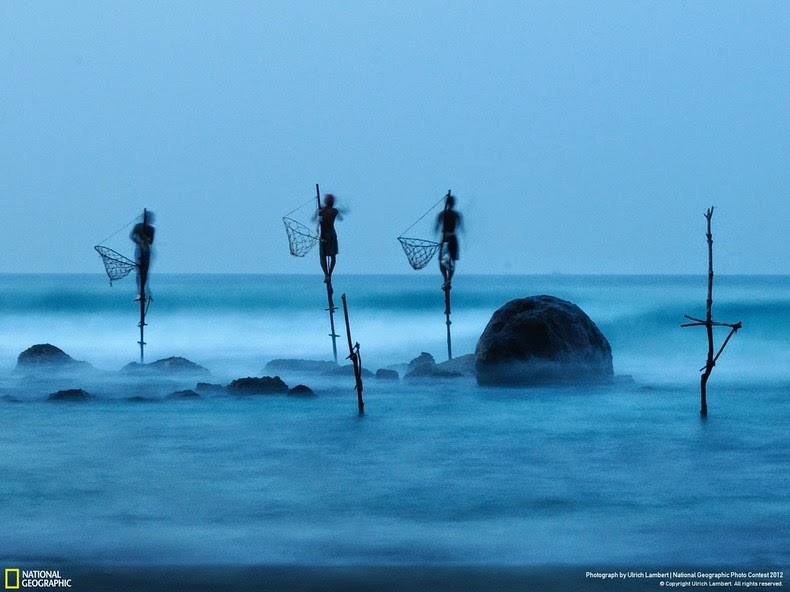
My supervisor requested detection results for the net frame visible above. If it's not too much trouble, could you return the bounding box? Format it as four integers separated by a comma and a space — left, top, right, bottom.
94, 245, 137, 285
397, 236, 440, 270
283, 216, 319, 257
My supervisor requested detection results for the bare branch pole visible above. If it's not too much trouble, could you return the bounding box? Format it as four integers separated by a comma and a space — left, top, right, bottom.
341, 293, 364, 415
681, 207, 742, 417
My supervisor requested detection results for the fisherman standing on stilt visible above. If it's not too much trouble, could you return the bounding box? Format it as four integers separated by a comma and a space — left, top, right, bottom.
435, 192, 462, 290
130, 210, 155, 301
318, 194, 342, 286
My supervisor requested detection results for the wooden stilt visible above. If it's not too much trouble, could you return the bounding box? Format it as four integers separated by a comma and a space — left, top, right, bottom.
138, 293, 146, 364
326, 279, 339, 364
444, 285, 452, 360
316, 183, 339, 363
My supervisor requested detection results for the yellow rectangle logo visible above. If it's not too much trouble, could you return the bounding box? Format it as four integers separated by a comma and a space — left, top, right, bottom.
4, 569, 20, 590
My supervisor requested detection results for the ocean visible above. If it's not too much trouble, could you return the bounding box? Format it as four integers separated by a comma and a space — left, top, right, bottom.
1, 273, 787, 591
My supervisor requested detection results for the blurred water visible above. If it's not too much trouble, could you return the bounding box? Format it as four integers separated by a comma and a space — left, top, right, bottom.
0, 274, 788, 572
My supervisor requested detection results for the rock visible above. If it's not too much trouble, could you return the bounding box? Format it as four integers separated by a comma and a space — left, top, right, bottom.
408, 352, 436, 370
121, 357, 210, 377
404, 352, 463, 380
475, 295, 613, 386
264, 359, 338, 374
227, 376, 289, 395
47, 388, 92, 402
150, 357, 210, 375
17, 344, 91, 371
375, 368, 399, 380
288, 384, 317, 397
166, 389, 201, 399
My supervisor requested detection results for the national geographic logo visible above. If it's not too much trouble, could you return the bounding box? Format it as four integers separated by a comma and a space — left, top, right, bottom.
4, 569, 72, 589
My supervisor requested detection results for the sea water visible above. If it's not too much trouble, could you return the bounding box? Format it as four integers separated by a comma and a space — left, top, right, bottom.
0, 274, 787, 587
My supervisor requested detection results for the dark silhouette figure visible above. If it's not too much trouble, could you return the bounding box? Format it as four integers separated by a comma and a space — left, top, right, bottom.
318, 194, 342, 282
435, 193, 462, 290
130, 209, 155, 300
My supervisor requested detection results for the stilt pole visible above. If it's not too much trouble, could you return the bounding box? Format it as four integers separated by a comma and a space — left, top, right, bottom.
316, 183, 339, 363
443, 285, 452, 360
326, 279, 339, 364
138, 294, 146, 364
341, 293, 364, 415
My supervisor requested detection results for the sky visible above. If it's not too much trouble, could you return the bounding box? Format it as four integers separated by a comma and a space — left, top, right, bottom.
1, 0, 787, 275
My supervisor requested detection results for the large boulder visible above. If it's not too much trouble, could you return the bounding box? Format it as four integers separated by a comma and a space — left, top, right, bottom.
475, 295, 613, 386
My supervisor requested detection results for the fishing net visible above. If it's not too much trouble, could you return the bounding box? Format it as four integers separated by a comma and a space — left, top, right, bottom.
283, 217, 319, 257
95, 245, 137, 285
398, 237, 440, 270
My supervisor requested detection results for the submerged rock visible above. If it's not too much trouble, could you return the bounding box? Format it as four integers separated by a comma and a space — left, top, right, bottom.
166, 389, 201, 400
264, 359, 338, 374
17, 344, 92, 371
475, 295, 613, 386
227, 376, 289, 395
375, 368, 399, 380
121, 357, 210, 377
47, 388, 92, 402
288, 384, 317, 397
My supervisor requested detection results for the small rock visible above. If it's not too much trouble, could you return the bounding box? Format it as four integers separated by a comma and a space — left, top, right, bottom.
375, 368, 399, 380
47, 388, 92, 402
121, 357, 210, 377
408, 352, 436, 371
166, 389, 201, 400
227, 376, 289, 395
404, 352, 463, 380
288, 384, 317, 397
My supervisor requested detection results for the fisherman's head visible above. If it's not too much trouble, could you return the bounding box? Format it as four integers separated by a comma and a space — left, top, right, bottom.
143, 210, 156, 225
324, 194, 335, 207
446, 194, 455, 208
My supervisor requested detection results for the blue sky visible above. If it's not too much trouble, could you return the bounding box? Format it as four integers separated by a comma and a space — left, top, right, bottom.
1, 0, 787, 275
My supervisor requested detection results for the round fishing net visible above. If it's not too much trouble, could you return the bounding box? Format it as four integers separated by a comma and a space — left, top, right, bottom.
283, 217, 319, 257
397, 237, 440, 270
94, 245, 137, 285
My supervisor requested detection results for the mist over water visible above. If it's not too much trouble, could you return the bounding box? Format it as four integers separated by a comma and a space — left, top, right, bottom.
1, 274, 788, 574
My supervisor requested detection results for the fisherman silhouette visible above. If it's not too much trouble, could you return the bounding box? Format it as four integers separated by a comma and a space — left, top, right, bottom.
318, 194, 342, 283
435, 193, 462, 290
130, 210, 155, 301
